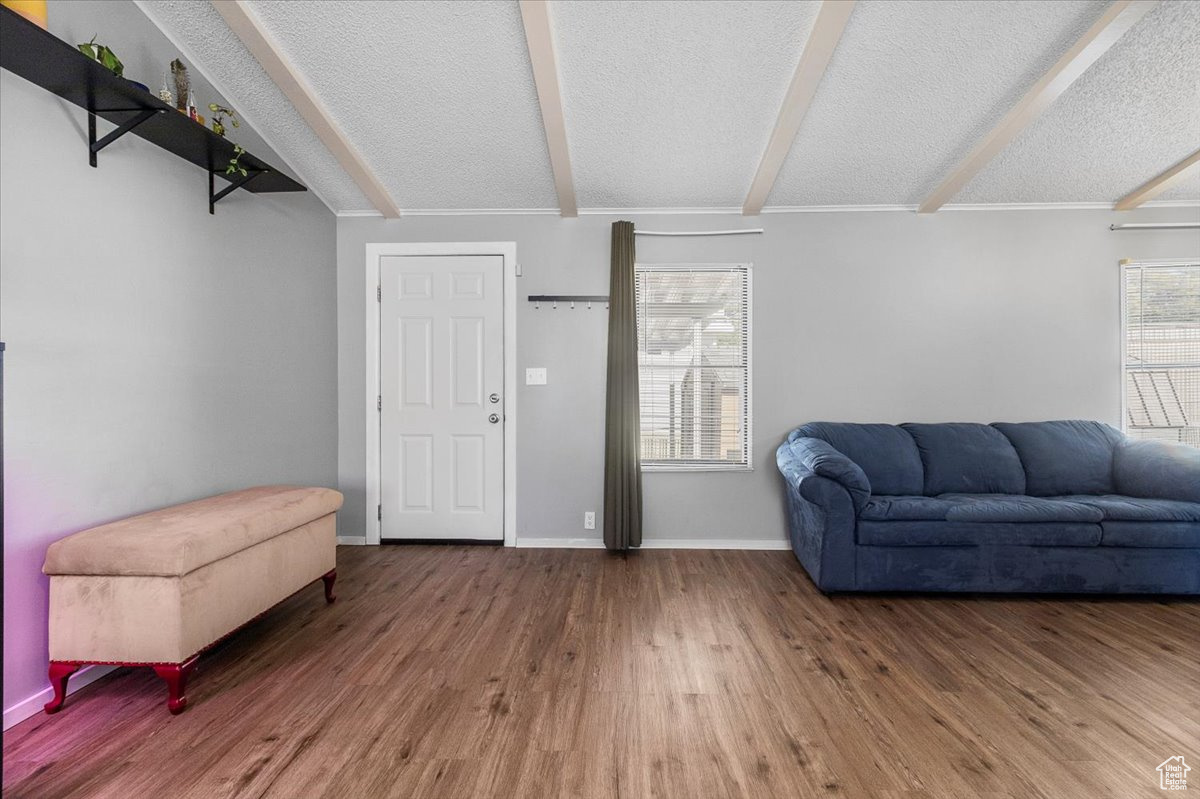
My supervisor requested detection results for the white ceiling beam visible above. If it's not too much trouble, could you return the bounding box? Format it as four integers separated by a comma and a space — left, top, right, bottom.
211, 0, 403, 218
742, 0, 856, 216
519, 0, 577, 217
918, 0, 1158, 214
1114, 148, 1200, 210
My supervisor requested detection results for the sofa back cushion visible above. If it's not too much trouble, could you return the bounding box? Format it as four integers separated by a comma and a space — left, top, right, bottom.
791, 422, 923, 496
901, 423, 1026, 495
992, 421, 1123, 496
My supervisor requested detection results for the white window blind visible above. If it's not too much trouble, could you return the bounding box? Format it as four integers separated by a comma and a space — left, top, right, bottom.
635, 264, 751, 469
1122, 261, 1200, 447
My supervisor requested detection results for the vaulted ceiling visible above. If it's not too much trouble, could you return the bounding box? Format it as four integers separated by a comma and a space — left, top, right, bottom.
139, 0, 1200, 215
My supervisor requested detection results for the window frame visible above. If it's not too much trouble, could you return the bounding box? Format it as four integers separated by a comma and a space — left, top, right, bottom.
1119, 258, 1200, 442
634, 262, 753, 473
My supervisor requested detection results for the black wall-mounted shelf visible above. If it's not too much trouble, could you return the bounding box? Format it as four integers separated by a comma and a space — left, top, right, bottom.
0, 6, 305, 213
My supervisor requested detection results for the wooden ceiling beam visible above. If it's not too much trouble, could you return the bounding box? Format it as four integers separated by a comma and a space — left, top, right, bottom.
1114, 148, 1200, 210
519, 0, 578, 217
742, 0, 856, 216
212, 0, 403, 218
918, 0, 1158, 214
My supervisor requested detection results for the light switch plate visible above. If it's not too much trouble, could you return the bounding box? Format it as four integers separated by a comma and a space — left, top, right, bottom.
525, 367, 547, 385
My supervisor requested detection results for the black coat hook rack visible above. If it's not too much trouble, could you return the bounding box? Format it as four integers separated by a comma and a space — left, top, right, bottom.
528, 294, 609, 309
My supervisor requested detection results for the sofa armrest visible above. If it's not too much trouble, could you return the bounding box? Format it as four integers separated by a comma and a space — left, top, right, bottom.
1114, 438, 1200, 503
776, 443, 857, 592
783, 437, 871, 512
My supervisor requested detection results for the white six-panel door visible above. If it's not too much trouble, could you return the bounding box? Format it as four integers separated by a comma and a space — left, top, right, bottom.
379, 255, 504, 540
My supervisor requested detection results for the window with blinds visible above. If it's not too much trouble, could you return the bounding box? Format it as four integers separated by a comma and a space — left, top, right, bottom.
635, 264, 751, 469
1122, 261, 1200, 447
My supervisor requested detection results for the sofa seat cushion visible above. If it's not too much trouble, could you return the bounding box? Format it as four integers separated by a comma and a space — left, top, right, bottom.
937, 494, 1103, 523
1100, 521, 1200, 548
901, 423, 1026, 495
43, 486, 344, 578
1055, 495, 1200, 522
992, 420, 1123, 496
858, 521, 1101, 547
791, 422, 924, 496
860, 496, 955, 521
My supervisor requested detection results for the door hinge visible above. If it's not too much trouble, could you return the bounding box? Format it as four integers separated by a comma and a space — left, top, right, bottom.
378, 504, 382, 521
377, 285, 381, 302
377, 395, 382, 412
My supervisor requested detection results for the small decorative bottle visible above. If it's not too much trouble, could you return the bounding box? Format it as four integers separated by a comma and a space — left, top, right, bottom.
187, 90, 198, 122
158, 69, 173, 106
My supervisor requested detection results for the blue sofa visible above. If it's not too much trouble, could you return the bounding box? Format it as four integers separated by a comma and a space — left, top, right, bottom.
776, 421, 1200, 594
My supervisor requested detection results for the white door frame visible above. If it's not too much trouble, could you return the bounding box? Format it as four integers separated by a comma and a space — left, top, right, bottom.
365, 242, 518, 546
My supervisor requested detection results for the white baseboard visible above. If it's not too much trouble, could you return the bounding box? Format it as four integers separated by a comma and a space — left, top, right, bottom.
640, 538, 791, 550
515, 537, 790, 550
516, 537, 604, 548
3, 664, 118, 731
336, 536, 367, 546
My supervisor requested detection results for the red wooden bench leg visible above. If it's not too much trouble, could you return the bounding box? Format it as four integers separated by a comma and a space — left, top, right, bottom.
44, 661, 82, 714
153, 655, 198, 715
321, 569, 337, 604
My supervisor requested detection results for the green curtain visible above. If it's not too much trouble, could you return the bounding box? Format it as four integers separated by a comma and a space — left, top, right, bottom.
604, 221, 643, 551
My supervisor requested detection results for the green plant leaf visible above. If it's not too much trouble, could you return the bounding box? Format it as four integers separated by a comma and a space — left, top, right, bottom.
77, 43, 96, 58
98, 46, 124, 77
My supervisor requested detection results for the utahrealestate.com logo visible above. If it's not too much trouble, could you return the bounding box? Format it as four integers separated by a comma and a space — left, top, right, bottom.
1158, 756, 1191, 791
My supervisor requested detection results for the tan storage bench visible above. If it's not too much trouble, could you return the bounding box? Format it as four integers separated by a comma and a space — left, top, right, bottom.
41, 485, 343, 714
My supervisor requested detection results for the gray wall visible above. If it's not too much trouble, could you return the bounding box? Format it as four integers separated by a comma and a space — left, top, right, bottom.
1, 2, 337, 716
337, 208, 1200, 544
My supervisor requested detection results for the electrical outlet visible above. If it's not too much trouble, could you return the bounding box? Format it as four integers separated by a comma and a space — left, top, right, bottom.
525, 367, 548, 385
584, 511, 596, 530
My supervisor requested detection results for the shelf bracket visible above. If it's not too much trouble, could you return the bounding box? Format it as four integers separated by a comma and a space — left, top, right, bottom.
88, 109, 162, 168
209, 168, 266, 215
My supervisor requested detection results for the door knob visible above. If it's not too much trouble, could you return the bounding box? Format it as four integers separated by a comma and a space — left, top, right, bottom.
488, 414, 500, 424
489, 393, 500, 404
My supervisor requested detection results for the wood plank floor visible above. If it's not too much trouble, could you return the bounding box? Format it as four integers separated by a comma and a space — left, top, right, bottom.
4, 546, 1198, 798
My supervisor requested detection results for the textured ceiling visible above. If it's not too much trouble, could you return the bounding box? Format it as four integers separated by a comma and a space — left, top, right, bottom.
553, 0, 820, 208
244, 0, 558, 211
139, 0, 1199, 213
766, 0, 1111, 206
137, 0, 370, 211
957, 0, 1200, 203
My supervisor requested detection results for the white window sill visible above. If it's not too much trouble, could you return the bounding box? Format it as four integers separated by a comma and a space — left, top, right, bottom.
642, 464, 754, 473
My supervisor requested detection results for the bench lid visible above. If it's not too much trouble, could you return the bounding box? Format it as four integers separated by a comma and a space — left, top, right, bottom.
43, 486, 343, 577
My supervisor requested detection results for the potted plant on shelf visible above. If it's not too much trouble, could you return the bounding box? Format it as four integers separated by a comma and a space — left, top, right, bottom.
227, 144, 248, 178
77, 36, 122, 76
208, 104, 240, 137
78, 36, 149, 92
